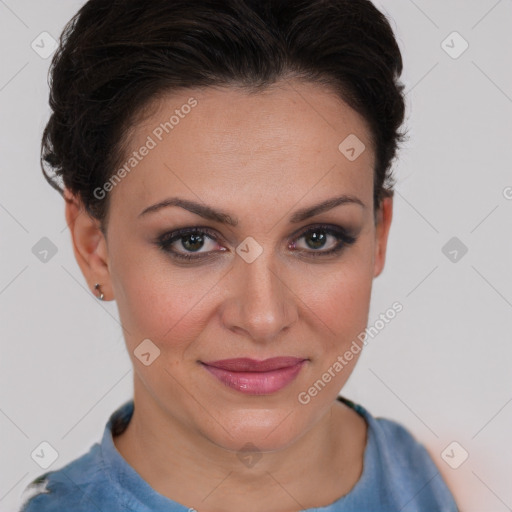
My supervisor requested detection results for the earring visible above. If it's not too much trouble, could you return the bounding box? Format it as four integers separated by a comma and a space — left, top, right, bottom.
94, 283, 104, 301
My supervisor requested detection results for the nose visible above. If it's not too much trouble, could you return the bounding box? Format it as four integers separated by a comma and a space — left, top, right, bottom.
220, 250, 298, 344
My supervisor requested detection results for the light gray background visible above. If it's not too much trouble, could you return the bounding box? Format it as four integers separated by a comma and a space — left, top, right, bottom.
1, 1, 511, 511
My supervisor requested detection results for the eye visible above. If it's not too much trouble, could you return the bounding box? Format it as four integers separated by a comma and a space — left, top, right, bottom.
289, 224, 357, 258
156, 223, 357, 263
156, 227, 225, 261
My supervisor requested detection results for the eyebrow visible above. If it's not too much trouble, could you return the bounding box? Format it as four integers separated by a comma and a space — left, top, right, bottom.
138, 194, 365, 226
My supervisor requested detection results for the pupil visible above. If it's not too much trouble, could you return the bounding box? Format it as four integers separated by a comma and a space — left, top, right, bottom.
183, 234, 204, 251
307, 231, 326, 249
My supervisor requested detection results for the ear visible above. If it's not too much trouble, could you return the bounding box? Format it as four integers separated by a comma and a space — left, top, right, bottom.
373, 195, 393, 278
64, 189, 112, 300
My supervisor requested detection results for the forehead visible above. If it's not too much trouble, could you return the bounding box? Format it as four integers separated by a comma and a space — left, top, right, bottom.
109, 80, 375, 219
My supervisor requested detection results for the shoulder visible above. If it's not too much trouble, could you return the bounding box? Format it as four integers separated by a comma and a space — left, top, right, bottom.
19, 401, 135, 512
19, 442, 120, 512
372, 415, 436, 471
368, 413, 458, 510
371, 412, 430, 459
338, 396, 459, 511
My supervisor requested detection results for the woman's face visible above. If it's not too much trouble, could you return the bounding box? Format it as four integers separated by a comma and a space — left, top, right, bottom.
78, 80, 392, 452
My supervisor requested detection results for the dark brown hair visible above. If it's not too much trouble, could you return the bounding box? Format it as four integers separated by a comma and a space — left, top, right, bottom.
42, 0, 407, 231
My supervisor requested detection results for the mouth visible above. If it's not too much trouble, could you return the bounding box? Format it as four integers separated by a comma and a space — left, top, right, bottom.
200, 357, 308, 395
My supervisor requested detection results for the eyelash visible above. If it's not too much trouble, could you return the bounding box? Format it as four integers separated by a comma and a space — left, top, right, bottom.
155, 224, 357, 262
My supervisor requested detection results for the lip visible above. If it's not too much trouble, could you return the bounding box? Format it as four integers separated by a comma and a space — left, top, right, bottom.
201, 357, 307, 395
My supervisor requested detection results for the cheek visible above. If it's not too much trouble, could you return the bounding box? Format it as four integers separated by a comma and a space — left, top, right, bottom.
302, 250, 374, 347
109, 243, 223, 353
296, 265, 372, 405
109, 226, 375, 358
311, 268, 371, 322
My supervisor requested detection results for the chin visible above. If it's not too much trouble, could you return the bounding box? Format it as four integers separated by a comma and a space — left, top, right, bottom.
199, 406, 310, 455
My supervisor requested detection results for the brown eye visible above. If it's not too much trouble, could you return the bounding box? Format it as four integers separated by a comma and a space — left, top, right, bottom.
302, 230, 331, 250
157, 227, 225, 261
289, 224, 357, 258
180, 233, 207, 252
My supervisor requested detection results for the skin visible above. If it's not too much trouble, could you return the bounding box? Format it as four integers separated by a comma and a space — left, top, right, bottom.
65, 79, 393, 512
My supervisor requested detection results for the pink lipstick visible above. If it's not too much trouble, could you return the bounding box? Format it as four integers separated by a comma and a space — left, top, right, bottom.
201, 357, 307, 395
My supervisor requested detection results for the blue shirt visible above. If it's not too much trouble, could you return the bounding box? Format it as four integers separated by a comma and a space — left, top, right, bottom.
20, 396, 458, 511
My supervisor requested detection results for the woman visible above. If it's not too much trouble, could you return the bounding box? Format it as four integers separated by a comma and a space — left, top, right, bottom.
20, 0, 459, 510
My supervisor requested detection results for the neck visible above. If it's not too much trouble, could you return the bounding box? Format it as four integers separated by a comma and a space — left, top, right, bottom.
113, 385, 366, 512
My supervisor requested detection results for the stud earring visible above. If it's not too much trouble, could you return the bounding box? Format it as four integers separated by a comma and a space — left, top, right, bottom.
94, 283, 104, 301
